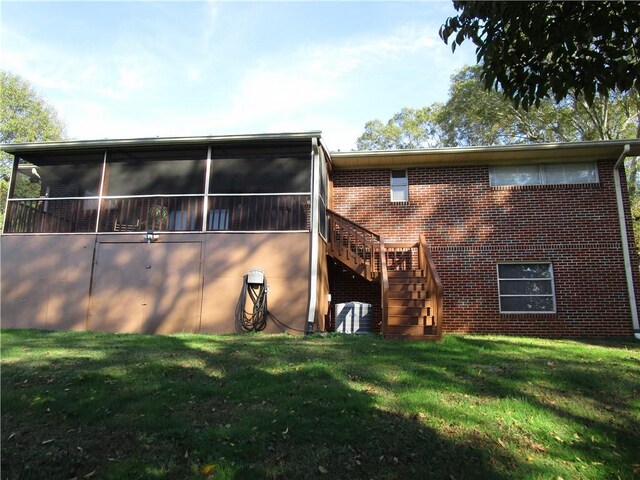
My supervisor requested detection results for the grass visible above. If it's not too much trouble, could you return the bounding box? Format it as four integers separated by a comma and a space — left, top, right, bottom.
1, 329, 639, 480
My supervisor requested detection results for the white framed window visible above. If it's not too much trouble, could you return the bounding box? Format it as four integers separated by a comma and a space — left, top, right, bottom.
390, 169, 408, 202
497, 263, 556, 313
489, 163, 598, 187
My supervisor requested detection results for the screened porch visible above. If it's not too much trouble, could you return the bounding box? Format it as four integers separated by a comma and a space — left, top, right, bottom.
4, 141, 313, 234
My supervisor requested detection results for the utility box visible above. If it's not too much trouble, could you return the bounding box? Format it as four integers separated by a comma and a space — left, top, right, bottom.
334, 302, 372, 334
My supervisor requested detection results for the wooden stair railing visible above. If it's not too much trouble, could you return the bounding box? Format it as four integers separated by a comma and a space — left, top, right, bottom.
327, 209, 382, 281
326, 210, 442, 340
379, 237, 389, 339
419, 234, 443, 339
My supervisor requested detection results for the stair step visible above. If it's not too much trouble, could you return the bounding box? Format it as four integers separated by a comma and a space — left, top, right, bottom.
388, 290, 429, 300
387, 315, 435, 326
388, 305, 431, 316
387, 270, 424, 278
389, 279, 427, 292
388, 298, 430, 308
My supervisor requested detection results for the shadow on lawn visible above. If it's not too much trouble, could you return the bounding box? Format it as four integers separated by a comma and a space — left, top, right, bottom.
391, 336, 639, 476
1, 330, 638, 479
0, 330, 516, 480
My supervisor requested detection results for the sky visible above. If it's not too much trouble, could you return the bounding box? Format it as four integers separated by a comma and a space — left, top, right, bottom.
0, 1, 476, 151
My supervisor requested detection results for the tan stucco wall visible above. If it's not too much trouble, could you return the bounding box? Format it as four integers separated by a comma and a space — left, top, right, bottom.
1, 235, 95, 330
88, 237, 203, 334
1, 232, 311, 335
200, 232, 310, 334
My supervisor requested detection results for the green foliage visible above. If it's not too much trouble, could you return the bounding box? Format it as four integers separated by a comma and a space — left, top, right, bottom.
628, 157, 640, 254
357, 65, 639, 150
2, 330, 639, 479
0, 70, 65, 229
439, 1, 640, 109
356, 106, 444, 151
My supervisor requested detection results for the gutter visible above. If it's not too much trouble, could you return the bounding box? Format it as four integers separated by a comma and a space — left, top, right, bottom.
613, 144, 640, 339
0, 131, 323, 154
306, 138, 321, 333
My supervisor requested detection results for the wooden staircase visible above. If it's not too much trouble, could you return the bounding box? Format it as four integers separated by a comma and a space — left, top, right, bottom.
327, 210, 443, 341
386, 270, 439, 340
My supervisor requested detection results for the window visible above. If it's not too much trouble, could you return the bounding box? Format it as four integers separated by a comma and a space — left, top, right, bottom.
391, 169, 408, 202
497, 263, 556, 313
489, 163, 598, 187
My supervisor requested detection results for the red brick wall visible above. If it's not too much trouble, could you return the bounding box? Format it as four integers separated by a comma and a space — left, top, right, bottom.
330, 160, 640, 337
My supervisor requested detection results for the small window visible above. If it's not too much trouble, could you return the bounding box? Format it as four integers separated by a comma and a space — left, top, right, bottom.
489, 163, 598, 187
390, 169, 408, 202
497, 263, 556, 313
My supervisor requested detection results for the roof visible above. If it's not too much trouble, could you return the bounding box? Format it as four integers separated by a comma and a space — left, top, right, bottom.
0, 131, 323, 154
1, 134, 638, 169
329, 139, 640, 169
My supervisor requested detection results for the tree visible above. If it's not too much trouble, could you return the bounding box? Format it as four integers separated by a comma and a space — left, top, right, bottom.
439, 1, 640, 110
357, 65, 639, 150
438, 66, 639, 146
0, 71, 65, 228
356, 107, 443, 151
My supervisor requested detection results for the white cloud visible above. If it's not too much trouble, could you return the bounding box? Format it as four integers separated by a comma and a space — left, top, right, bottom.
209, 24, 441, 131
1, 5, 475, 148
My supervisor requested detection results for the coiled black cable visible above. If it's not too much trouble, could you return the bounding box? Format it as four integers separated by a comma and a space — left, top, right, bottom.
236, 275, 268, 332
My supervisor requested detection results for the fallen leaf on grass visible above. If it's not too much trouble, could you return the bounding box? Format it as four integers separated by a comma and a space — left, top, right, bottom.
201, 464, 217, 475
318, 465, 328, 474
497, 438, 507, 448
531, 443, 547, 453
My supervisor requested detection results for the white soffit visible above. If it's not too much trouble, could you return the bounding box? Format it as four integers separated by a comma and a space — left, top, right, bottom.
329, 139, 640, 169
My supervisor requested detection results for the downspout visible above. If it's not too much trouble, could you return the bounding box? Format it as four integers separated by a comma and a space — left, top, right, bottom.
613, 144, 640, 339
306, 138, 320, 333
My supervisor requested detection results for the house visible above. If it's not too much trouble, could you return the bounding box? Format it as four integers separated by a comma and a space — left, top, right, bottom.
1, 133, 639, 340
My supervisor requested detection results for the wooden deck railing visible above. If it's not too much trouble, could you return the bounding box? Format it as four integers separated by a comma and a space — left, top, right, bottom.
419, 233, 444, 338
4, 194, 310, 233
100, 196, 204, 232
327, 209, 382, 281
4, 198, 99, 233
207, 194, 310, 231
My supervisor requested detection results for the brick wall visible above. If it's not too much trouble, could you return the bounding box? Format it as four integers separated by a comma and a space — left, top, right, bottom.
330, 160, 640, 337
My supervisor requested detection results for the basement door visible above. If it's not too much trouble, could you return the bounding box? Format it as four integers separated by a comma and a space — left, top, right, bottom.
88, 241, 202, 334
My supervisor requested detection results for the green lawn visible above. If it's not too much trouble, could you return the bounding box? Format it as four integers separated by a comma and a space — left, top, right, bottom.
1, 329, 639, 480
